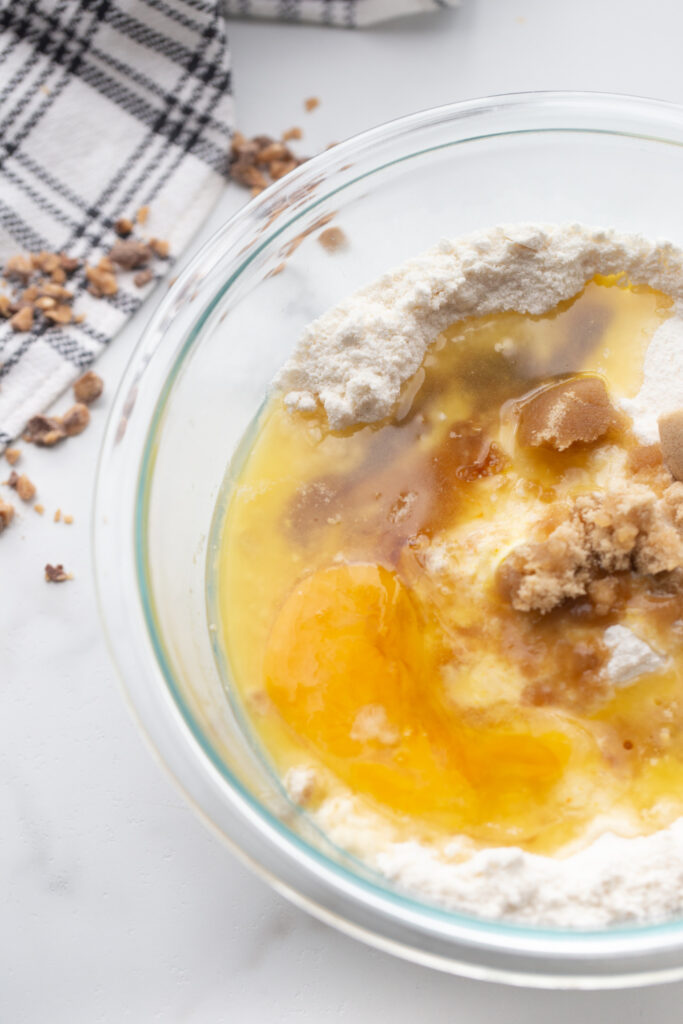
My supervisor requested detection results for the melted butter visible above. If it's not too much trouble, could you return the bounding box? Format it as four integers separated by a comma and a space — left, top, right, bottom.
216, 277, 683, 854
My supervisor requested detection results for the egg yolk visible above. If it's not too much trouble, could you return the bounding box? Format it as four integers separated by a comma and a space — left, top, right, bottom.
265, 562, 574, 838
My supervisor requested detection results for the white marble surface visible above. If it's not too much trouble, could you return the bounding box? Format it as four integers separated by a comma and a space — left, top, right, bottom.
5, 1, 683, 1019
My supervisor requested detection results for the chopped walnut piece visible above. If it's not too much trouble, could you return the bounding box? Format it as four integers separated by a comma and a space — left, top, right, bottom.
230, 160, 269, 189
148, 237, 169, 259
16, 474, 35, 501
61, 403, 90, 437
39, 282, 73, 301
10, 306, 33, 332
4, 254, 33, 281
318, 226, 348, 252
63, 514, 73, 525
108, 239, 152, 270
0, 294, 12, 317
54, 508, 61, 523
114, 217, 134, 237
34, 296, 57, 311
32, 251, 60, 274
5, 448, 20, 465
73, 370, 103, 405
0, 497, 14, 532
50, 265, 67, 284
658, 409, 683, 481
23, 415, 66, 447
269, 158, 298, 180
255, 142, 289, 165
136, 205, 149, 225
34, 503, 44, 515
86, 261, 118, 297
44, 304, 73, 325
282, 126, 303, 142
516, 376, 615, 451
133, 269, 153, 288
45, 563, 72, 582
304, 96, 320, 112
58, 253, 79, 274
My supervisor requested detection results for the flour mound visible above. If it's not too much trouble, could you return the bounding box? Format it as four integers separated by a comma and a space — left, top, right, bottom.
277, 223, 683, 430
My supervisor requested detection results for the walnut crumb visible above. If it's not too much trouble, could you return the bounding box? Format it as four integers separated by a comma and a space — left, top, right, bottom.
45, 563, 72, 582
23, 415, 66, 446
114, 217, 134, 237
61, 404, 90, 437
304, 96, 320, 112
148, 237, 169, 259
133, 268, 153, 288
34, 503, 44, 515
44, 303, 73, 325
136, 205, 149, 225
0, 497, 14, 532
282, 127, 302, 141
85, 261, 118, 297
73, 370, 103, 405
10, 306, 33, 332
63, 514, 73, 525
5, 448, 20, 465
54, 508, 61, 523
7, 471, 36, 502
108, 239, 152, 270
318, 226, 348, 252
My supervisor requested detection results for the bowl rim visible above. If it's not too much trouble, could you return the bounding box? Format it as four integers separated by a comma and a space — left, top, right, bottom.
94, 90, 683, 986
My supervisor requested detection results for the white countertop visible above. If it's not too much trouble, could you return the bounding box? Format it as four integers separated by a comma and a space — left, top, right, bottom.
5, 1, 683, 1019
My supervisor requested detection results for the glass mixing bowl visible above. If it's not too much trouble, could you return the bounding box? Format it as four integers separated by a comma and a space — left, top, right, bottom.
94, 92, 683, 988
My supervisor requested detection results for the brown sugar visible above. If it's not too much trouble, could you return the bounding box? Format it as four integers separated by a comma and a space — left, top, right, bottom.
516, 376, 615, 451
499, 481, 683, 613
658, 409, 683, 481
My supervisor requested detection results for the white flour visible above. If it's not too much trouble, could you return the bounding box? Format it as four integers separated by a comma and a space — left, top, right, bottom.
279, 223, 683, 926
278, 223, 683, 432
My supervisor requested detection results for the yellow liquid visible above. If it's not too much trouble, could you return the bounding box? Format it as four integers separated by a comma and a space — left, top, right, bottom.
216, 277, 683, 854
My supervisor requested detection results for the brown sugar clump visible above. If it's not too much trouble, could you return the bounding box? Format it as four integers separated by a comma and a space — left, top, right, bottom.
658, 409, 683, 481
73, 370, 103, 405
516, 376, 615, 451
0, 496, 14, 532
499, 481, 683, 613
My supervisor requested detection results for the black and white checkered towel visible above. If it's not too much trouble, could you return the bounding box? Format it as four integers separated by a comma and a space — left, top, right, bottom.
0, 0, 457, 450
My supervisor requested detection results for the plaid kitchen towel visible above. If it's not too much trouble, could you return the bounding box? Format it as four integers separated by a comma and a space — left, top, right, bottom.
0, 0, 458, 450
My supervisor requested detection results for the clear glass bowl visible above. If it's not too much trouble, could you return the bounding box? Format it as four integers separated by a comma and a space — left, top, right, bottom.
94, 92, 683, 988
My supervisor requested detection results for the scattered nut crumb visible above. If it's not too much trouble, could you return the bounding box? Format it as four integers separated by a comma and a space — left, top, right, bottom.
45, 563, 72, 582
4, 254, 33, 281
148, 238, 169, 259
114, 217, 134, 237
5, 448, 20, 465
23, 415, 66, 446
318, 226, 348, 252
10, 306, 33, 332
63, 514, 73, 525
6, 471, 36, 502
44, 304, 73, 325
0, 496, 14, 532
133, 268, 153, 288
108, 239, 152, 270
0, 294, 12, 317
304, 97, 320, 112
229, 130, 308, 192
282, 127, 302, 141
54, 508, 61, 523
34, 503, 44, 515
136, 205, 149, 225
73, 370, 103, 405
86, 260, 118, 297
61, 403, 90, 437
